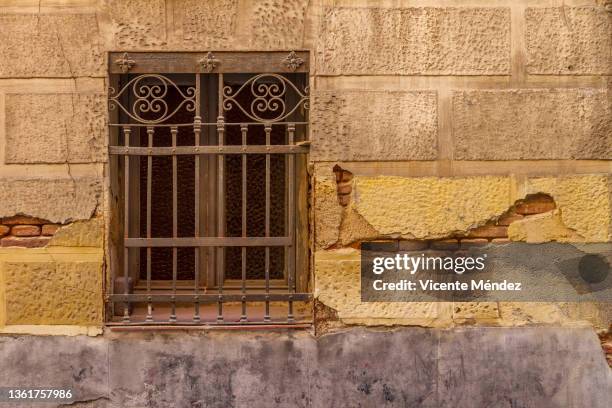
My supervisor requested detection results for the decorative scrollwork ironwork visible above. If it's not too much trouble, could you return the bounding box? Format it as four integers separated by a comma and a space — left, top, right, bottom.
222, 73, 309, 123
108, 74, 196, 124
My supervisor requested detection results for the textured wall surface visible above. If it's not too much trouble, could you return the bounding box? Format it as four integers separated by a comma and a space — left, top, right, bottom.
0, 178, 102, 224
5, 93, 107, 164
0, 0, 609, 333
525, 6, 612, 75
0, 13, 104, 77
311, 90, 438, 161
453, 89, 612, 160
315, 7, 511, 75
0, 328, 610, 408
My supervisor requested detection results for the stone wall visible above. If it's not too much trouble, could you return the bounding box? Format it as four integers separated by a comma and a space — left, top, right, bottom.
0, 0, 608, 335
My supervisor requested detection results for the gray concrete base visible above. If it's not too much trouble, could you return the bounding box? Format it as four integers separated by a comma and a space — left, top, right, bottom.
0, 327, 610, 407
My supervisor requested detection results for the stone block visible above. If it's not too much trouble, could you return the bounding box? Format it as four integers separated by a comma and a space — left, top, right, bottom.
453, 89, 612, 160
5, 93, 106, 164
250, 0, 309, 49
526, 7, 612, 75
316, 7, 510, 75
0, 14, 103, 77
173, 0, 239, 48
108, 0, 167, 48
0, 178, 102, 224
311, 90, 438, 161
2, 261, 103, 325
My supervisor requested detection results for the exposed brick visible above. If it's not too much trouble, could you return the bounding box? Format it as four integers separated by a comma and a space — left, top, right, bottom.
460, 238, 489, 247
514, 202, 556, 215
398, 240, 429, 251
337, 184, 352, 195
0, 236, 51, 248
491, 238, 511, 244
41, 224, 61, 236
430, 239, 459, 250
1, 215, 47, 225
467, 225, 508, 239
338, 195, 351, 207
497, 214, 524, 226
0, 225, 9, 237
11, 225, 41, 237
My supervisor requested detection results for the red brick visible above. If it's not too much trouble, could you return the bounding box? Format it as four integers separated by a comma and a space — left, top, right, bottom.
514, 202, 555, 215
41, 224, 61, 236
1, 215, 46, 225
497, 214, 524, 226
11, 225, 41, 237
467, 225, 508, 239
430, 239, 459, 250
398, 240, 428, 251
460, 238, 489, 247
491, 238, 511, 244
337, 183, 352, 195
338, 195, 351, 206
0, 236, 51, 248
0, 225, 9, 237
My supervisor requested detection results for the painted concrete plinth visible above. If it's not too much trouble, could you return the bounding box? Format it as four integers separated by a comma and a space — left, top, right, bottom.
0, 327, 610, 407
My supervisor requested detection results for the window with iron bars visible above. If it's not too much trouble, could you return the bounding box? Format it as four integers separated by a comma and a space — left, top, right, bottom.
107, 52, 311, 326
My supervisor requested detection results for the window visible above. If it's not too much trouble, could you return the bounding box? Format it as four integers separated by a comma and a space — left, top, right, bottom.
107, 52, 310, 325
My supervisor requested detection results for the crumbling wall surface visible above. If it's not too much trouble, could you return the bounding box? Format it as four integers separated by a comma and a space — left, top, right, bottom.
0, 0, 610, 334
0, 328, 610, 407
310, 0, 612, 331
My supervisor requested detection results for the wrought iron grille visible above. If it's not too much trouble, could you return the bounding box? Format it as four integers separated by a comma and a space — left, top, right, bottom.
107, 52, 311, 326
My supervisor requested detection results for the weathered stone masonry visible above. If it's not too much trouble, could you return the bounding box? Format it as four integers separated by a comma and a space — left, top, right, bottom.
0, 0, 609, 404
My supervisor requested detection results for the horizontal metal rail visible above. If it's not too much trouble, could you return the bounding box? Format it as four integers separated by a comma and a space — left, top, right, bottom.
109, 293, 311, 302
109, 145, 309, 155
125, 237, 291, 247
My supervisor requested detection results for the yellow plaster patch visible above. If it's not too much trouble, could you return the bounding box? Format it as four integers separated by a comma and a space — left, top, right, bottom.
508, 210, 584, 243
0, 325, 102, 336
352, 176, 513, 239
314, 249, 452, 327
523, 175, 611, 242
0, 247, 104, 328
49, 217, 104, 247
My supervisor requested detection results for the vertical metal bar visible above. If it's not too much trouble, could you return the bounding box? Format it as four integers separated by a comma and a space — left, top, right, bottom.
193, 74, 201, 323
264, 123, 271, 322
123, 126, 131, 322
287, 123, 296, 322
170, 126, 178, 323
216, 73, 225, 323
146, 126, 153, 321
240, 123, 248, 322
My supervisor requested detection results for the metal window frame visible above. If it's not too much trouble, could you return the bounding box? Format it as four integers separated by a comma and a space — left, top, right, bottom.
106, 51, 311, 326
